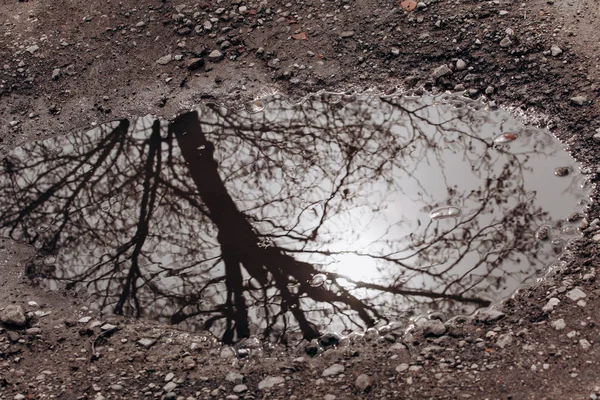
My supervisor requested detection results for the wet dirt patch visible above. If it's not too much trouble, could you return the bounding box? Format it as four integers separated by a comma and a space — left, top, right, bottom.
0, 93, 591, 343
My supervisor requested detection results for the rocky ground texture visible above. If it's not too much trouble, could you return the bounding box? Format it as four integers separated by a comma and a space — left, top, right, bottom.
1, 0, 600, 398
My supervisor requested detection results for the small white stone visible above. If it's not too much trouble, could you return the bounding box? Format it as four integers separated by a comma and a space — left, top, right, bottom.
542, 298, 560, 312
396, 363, 409, 373
257, 376, 285, 390
551, 318, 566, 330
579, 339, 591, 350
566, 288, 586, 301
322, 364, 345, 377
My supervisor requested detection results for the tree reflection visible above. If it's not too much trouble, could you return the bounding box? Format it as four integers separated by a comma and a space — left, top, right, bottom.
0, 94, 576, 343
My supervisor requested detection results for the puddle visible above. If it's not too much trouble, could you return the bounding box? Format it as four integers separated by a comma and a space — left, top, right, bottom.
0, 93, 591, 343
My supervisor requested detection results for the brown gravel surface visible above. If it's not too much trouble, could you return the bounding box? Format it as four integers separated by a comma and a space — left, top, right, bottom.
1, 0, 600, 399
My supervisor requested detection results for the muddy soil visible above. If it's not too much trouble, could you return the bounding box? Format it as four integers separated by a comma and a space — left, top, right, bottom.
1, 0, 600, 399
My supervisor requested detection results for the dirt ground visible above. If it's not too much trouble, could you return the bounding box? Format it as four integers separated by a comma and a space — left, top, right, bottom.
1, 0, 600, 399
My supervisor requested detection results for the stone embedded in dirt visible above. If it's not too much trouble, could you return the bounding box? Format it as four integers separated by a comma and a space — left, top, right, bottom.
220, 346, 236, 358
431, 64, 452, 80
475, 309, 505, 323
355, 374, 375, 391
579, 339, 591, 350
566, 288, 586, 301
257, 376, 285, 390
208, 50, 224, 62
156, 54, 172, 65
496, 333, 513, 349
26, 45, 39, 54
550, 45, 563, 57
14, 394, 26, 400
78, 316, 92, 323
165, 372, 174, 382
322, 363, 345, 377
163, 381, 177, 392
25, 327, 42, 335
550, 318, 566, 330
340, 31, 355, 38
456, 59, 467, 71
100, 323, 117, 331
233, 384, 248, 393
542, 298, 560, 312
324, 395, 337, 400
416, 319, 446, 337
570, 96, 587, 106
137, 337, 157, 349
499, 37, 512, 48
583, 273, 595, 281
225, 371, 244, 383
185, 58, 204, 71
267, 58, 281, 69
0, 305, 27, 328
396, 363, 409, 373
51, 68, 61, 80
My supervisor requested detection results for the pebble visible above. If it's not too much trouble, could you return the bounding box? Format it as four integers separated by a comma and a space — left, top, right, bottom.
550, 318, 566, 330
163, 381, 177, 392
0, 305, 27, 327
208, 50, 224, 62
233, 384, 248, 393
355, 374, 374, 391
225, 372, 244, 383
324, 395, 336, 400
499, 37, 512, 47
26, 45, 39, 54
14, 395, 26, 400
78, 316, 92, 324
165, 372, 175, 382
456, 59, 467, 71
340, 31, 355, 38
258, 376, 285, 390
496, 333, 513, 349
579, 339, 591, 350
542, 298, 560, 312
25, 327, 42, 335
156, 54, 172, 65
51, 68, 61, 80
137, 338, 156, 349
100, 323, 117, 331
322, 364, 345, 377
570, 96, 587, 106
431, 64, 452, 80
566, 288, 586, 301
396, 363, 410, 373
417, 319, 446, 337
550, 45, 563, 56
186, 58, 204, 71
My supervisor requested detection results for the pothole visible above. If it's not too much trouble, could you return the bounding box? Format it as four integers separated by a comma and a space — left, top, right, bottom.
0, 93, 591, 343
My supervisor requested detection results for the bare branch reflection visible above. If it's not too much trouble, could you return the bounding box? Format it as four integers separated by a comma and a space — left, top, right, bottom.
0, 94, 584, 343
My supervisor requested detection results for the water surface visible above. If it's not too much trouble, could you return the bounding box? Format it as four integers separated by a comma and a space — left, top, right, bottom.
0, 93, 589, 343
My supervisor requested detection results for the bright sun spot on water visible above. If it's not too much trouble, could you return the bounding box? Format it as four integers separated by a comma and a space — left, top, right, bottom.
325, 252, 381, 282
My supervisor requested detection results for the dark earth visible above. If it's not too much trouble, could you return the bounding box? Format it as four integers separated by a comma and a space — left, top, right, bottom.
1, 0, 600, 399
